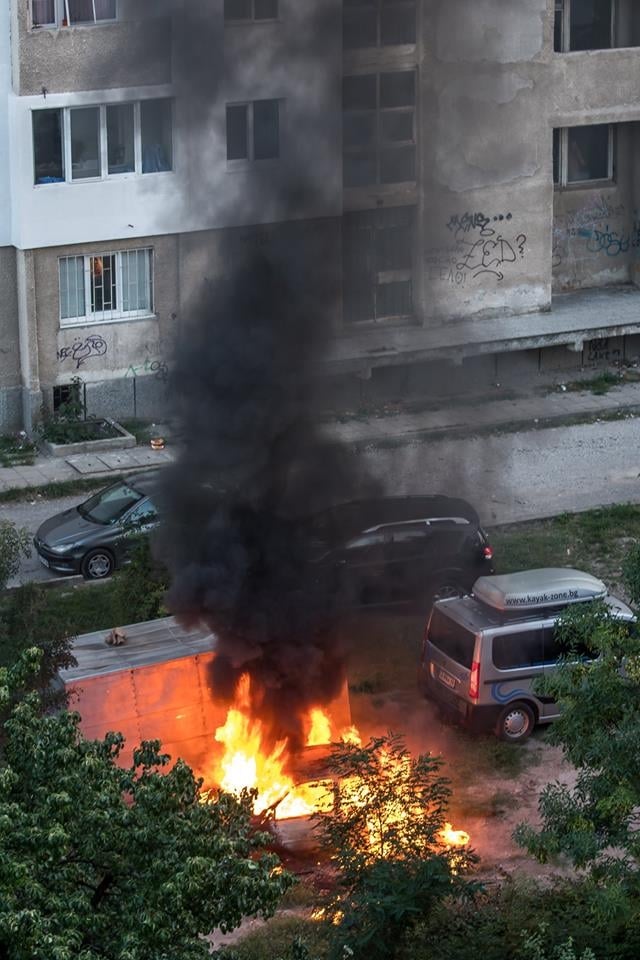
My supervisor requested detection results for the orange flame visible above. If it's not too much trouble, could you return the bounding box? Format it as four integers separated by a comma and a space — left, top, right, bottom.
213, 674, 342, 819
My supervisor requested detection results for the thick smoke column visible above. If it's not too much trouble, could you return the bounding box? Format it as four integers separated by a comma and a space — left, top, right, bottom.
158, 252, 376, 752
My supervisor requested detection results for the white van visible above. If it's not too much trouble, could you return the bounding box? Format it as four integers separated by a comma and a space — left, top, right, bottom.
420, 568, 634, 742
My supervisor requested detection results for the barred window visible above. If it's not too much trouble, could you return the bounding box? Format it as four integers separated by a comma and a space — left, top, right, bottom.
59, 249, 153, 325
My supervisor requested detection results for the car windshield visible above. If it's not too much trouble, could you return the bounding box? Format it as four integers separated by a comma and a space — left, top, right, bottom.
78, 481, 144, 525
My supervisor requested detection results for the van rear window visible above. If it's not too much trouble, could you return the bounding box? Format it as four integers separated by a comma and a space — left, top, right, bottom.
428, 609, 475, 669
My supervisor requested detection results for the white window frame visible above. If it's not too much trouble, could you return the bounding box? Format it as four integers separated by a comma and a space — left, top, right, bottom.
31, 0, 118, 29
58, 248, 154, 327
226, 99, 281, 166
33, 100, 173, 186
223, 0, 279, 23
554, 0, 616, 53
553, 124, 615, 188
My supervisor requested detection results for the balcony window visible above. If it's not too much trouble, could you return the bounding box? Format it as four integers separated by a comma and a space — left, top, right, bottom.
33, 99, 173, 185
553, 124, 614, 185
141, 100, 173, 173
224, 0, 278, 20
31, 0, 116, 27
59, 248, 153, 325
343, 71, 416, 187
343, 0, 416, 49
226, 100, 280, 162
70, 107, 101, 180
107, 103, 135, 175
554, 0, 613, 52
33, 109, 64, 184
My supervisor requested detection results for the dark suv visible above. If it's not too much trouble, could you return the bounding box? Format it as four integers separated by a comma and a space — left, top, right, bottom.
305, 496, 494, 609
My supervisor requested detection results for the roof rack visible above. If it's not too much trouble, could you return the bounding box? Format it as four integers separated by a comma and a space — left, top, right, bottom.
473, 568, 606, 613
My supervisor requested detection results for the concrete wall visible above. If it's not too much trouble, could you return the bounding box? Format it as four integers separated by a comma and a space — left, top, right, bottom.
553, 124, 638, 293
0, 247, 22, 430
419, 0, 551, 325
12, 0, 172, 96
0, 0, 11, 247
27, 215, 341, 425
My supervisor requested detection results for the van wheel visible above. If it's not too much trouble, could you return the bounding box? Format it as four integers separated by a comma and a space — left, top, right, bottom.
495, 701, 535, 742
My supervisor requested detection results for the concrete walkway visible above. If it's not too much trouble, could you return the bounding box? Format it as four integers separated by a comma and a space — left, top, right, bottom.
1, 377, 639, 493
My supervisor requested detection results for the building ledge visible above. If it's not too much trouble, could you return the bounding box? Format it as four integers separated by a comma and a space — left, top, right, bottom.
322, 286, 640, 375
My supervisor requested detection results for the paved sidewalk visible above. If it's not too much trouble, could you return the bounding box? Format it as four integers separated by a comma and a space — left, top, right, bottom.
325, 379, 640, 447
1, 378, 639, 493
0, 445, 175, 492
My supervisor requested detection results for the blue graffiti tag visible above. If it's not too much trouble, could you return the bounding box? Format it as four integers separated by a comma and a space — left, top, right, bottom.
491, 683, 529, 704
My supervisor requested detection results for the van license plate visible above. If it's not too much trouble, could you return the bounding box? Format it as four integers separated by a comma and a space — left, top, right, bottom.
438, 669, 457, 690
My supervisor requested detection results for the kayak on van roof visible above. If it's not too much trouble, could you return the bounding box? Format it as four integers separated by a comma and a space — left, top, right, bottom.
473, 568, 607, 613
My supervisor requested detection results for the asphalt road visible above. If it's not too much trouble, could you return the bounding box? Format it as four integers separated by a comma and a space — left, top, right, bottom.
3, 415, 640, 586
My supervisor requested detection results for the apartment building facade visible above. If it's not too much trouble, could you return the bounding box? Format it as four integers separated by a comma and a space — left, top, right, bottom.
1, 0, 640, 431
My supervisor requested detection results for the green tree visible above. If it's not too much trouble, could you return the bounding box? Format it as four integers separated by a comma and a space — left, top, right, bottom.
0, 520, 30, 592
0, 582, 75, 711
313, 733, 477, 960
0, 651, 292, 960
514, 600, 640, 896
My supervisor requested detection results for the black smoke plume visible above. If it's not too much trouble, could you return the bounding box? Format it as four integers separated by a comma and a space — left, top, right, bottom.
158, 252, 377, 752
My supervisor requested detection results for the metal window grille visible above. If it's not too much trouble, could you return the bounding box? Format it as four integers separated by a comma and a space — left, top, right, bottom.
59, 249, 153, 325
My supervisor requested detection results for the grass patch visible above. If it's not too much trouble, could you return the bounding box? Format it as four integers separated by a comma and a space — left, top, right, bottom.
446, 727, 532, 784
490, 502, 640, 590
0, 473, 144, 505
42, 580, 119, 636
119, 419, 161, 445
217, 916, 330, 960
344, 613, 423, 693
0, 435, 36, 467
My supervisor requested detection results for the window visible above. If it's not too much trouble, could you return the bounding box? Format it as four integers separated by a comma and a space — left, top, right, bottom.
343, 71, 415, 187
224, 0, 278, 21
33, 109, 64, 184
343, 0, 416, 49
31, 0, 116, 27
553, 124, 613, 185
343, 206, 415, 323
226, 100, 280, 161
52, 382, 78, 411
427, 609, 476, 670
33, 100, 172, 185
554, 0, 613, 52
58, 248, 153, 325
492, 630, 543, 670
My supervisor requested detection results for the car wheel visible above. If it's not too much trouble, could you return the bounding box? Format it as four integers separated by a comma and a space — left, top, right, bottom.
429, 580, 465, 604
495, 701, 536, 743
81, 548, 115, 580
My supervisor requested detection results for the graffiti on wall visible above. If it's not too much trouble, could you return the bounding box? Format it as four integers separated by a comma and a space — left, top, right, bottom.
427, 211, 527, 286
57, 334, 107, 370
553, 196, 636, 273
125, 357, 169, 382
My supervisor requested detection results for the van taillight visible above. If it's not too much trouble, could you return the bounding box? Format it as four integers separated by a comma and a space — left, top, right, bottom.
469, 661, 480, 701
483, 545, 493, 560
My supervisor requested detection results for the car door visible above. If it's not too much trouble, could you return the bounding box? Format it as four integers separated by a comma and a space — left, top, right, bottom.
117, 496, 159, 563
338, 529, 388, 605
385, 522, 431, 600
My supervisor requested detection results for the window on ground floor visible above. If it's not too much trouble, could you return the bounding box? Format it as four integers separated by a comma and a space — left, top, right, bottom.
343, 206, 415, 323
226, 99, 280, 162
553, 124, 614, 185
554, 0, 614, 51
343, 0, 417, 49
343, 71, 416, 188
59, 248, 153, 325
32, 0, 117, 28
33, 100, 172, 184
